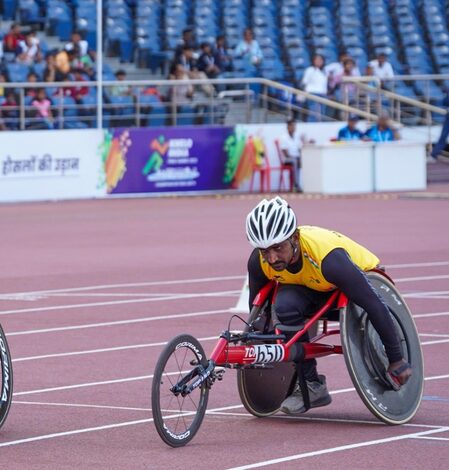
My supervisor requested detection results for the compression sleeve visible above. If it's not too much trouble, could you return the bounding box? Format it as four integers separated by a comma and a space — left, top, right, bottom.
321, 248, 402, 363
247, 249, 269, 310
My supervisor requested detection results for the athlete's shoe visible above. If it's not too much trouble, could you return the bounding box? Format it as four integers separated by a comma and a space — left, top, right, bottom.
280, 375, 332, 415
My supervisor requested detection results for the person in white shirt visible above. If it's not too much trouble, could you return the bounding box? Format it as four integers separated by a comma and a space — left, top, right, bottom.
368, 53, 394, 87
301, 54, 328, 121
234, 28, 263, 75
17, 31, 42, 64
279, 119, 314, 192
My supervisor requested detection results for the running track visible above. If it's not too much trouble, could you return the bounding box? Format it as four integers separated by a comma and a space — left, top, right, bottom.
0, 190, 448, 469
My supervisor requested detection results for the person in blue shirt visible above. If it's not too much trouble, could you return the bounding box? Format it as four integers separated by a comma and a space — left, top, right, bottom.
364, 112, 398, 142
337, 114, 363, 141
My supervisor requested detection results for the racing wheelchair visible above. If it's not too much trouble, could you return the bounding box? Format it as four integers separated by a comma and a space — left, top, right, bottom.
151, 270, 424, 447
0, 323, 13, 430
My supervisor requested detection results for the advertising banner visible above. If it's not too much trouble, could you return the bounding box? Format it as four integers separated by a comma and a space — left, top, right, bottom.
103, 127, 236, 194
0, 129, 105, 202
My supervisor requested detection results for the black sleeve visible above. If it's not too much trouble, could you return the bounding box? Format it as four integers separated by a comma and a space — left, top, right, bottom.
247, 249, 269, 311
321, 248, 402, 363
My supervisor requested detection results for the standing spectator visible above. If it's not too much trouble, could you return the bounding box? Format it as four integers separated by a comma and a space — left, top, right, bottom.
301, 54, 328, 120
214, 35, 233, 73
279, 119, 313, 192
31, 87, 54, 129
337, 114, 363, 141
326, 52, 360, 94
17, 31, 42, 65
3, 23, 24, 56
234, 28, 263, 75
364, 112, 399, 142
369, 53, 394, 88
110, 70, 132, 97
169, 63, 194, 104
197, 42, 220, 79
334, 58, 361, 103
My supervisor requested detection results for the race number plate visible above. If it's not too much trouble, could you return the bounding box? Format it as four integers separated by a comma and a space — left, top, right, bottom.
244, 344, 285, 364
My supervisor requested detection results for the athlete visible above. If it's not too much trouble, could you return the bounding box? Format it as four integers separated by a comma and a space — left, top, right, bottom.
246, 196, 412, 415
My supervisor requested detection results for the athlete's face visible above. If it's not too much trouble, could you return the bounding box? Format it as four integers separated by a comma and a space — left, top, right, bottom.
260, 237, 298, 271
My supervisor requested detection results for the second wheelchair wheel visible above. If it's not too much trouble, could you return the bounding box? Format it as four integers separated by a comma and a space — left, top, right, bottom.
340, 271, 424, 425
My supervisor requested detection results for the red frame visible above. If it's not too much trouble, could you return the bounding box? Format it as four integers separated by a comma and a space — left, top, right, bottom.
209, 268, 392, 367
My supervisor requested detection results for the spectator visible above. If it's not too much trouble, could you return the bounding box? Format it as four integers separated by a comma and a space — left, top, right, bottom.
234, 28, 263, 74
68, 49, 95, 79
57, 69, 88, 103
25, 72, 38, 99
279, 119, 314, 192
55, 49, 71, 76
429, 91, 449, 162
43, 53, 67, 82
198, 42, 221, 79
334, 58, 361, 103
110, 69, 132, 97
174, 28, 199, 60
17, 31, 42, 65
364, 112, 399, 142
65, 31, 95, 61
214, 35, 233, 73
0, 72, 7, 98
369, 53, 394, 88
3, 23, 24, 56
1, 91, 20, 130
169, 63, 194, 104
31, 87, 54, 129
301, 54, 328, 120
326, 52, 360, 94
337, 114, 363, 141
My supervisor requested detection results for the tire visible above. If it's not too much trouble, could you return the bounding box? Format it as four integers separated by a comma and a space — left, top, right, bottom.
237, 300, 297, 417
340, 271, 424, 425
0, 324, 13, 430
151, 334, 209, 447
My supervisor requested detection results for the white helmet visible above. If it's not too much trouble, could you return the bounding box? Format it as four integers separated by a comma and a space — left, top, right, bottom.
246, 197, 297, 249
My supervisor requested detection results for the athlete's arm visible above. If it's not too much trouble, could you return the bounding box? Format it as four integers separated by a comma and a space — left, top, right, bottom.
321, 248, 402, 363
247, 248, 269, 310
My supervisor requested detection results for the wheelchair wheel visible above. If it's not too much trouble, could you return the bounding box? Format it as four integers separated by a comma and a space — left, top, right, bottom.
151, 334, 209, 447
0, 324, 13, 430
237, 300, 297, 417
340, 271, 424, 425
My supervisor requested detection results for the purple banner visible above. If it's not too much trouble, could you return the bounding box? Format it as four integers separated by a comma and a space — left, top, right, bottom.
102, 127, 234, 194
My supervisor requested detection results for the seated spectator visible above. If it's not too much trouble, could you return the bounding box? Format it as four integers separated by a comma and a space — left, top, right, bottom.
57, 69, 89, 103
169, 63, 194, 104
1, 91, 20, 130
198, 42, 221, 79
25, 72, 38, 99
364, 112, 399, 142
55, 49, 71, 77
214, 35, 233, 73
43, 53, 68, 82
68, 49, 95, 79
3, 23, 24, 56
17, 31, 42, 65
337, 114, 363, 141
174, 28, 199, 61
369, 53, 394, 88
301, 54, 328, 120
110, 70, 133, 97
31, 87, 54, 129
65, 31, 95, 61
234, 28, 263, 75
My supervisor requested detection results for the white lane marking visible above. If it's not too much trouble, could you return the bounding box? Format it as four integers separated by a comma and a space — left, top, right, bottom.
396, 274, 449, 283
414, 311, 449, 319
7, 308, 231, 336
421, 338, 449, 346
0, 290, 239, 316
387, 261, 449, 269
13, 401, 151, 412
0, 275, 245, 297
0, 403, 243, 448
12, 336, 218, 362
411, 436, 449, 442
420, 333, 449, 338
226, 427, 449, 469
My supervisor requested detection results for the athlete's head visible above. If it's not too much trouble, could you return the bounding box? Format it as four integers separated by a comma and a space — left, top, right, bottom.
246, 197, 299, 271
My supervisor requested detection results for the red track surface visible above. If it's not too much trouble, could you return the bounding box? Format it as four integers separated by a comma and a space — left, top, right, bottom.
0, 189, 448, 469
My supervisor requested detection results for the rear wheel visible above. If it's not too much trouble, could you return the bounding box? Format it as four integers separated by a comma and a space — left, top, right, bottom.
151, 334, 209, 447
0, 324, 13, 430
340, 271, 424, 424
237, 301, 296, 417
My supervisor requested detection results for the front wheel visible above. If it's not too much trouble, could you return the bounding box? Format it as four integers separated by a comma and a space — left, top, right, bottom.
151, 334, 209, 447
0, 324, 13, 430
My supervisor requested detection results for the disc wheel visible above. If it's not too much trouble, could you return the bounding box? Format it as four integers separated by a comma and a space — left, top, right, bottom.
151, 334, 209, 447
0, 324, 13, 430
340, 271, 424, 424
237, 301, 296, 417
